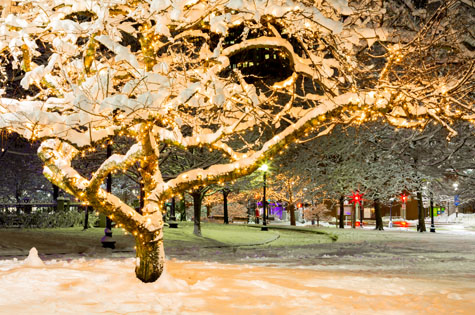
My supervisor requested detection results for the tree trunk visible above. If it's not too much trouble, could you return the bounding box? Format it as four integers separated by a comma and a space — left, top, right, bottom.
83, 206, 89, 230
351, 204, 356, 229
53, 184, 59, 201
289, 203, 296, 226
53, 184, 60, 212
179, 195, 186, 221
192, 191, 202, 236
223, 189, 230, 224
15, 184, 21, 213
139, 182, 145, 214
360, 202, 364, 226
170, 197, 176, 221
374, 199, 384, 230
339, 195, 345, 228
206, 204, 211, 218
417, 191, 426, 232
134, 233, 165, 283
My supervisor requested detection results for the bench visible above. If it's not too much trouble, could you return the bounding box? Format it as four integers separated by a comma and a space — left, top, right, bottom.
210, 215, 225, 221
232, 216, 249, 223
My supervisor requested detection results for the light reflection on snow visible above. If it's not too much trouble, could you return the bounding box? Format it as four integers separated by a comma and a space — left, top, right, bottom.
0, 250, 473, 314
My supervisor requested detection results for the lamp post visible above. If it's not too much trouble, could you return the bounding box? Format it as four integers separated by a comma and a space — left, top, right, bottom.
349, 191, 363, 228
453, 182, 459, 219
259, 164, 269, 231
101, 144, 116, 249
400, 193, 408, 221
430, 192, 435, 233
359, 201, 364, 227
389, 198, 394, 228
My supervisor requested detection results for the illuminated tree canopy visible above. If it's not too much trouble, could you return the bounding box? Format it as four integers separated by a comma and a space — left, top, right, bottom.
0, 0, 473, 282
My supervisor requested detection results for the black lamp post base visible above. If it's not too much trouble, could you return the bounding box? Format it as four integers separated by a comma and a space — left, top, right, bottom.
101, 228, 116, 249
169, 222, 179, 228
430, 225, 436, 233
261, 226, 268, 231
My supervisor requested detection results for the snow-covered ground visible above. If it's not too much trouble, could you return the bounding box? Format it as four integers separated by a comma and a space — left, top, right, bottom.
0, 248, 474, 314
299, 212, 475, 234
434, 213, 475, 225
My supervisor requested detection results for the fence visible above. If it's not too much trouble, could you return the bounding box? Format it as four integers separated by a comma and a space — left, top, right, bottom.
0, 202, 56, 213
0, 200, 92, 228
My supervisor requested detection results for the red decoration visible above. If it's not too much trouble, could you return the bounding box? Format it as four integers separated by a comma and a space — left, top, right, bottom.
349, 191, 364, 206
400, 193, 408, 204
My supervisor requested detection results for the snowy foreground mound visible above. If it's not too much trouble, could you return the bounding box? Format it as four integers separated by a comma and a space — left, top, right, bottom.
0, 248, 474, 314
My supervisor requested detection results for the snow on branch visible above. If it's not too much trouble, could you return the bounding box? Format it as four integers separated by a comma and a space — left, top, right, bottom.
89, 143, 145, 191
38, 139, 147, 231
222, 37, 314, 77
38, 139, 88, 195
150, 92, 355, 201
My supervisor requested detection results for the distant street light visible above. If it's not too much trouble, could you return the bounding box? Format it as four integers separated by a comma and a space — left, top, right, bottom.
259, 163, 269, 172
400, 193, 408, 220
259, 163, 269, 231
348, 191, 363, 228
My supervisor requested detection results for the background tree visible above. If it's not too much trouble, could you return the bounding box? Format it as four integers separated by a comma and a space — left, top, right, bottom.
203, 184, 251, 221
304, 203, 331, 226
365, 122, 475, 230
266, 173, 308, 226
163, 146, 224, 234
278, 123, 426, 229
188, 185, 211, 236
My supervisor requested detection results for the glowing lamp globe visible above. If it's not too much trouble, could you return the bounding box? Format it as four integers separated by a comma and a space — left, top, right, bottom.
259, 164, 269, 172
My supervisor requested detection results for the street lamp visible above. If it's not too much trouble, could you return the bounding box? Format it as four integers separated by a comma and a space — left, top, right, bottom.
259, 163, 269, 231
348, 191, 364, 228
453, 182, 460, 219
400, 193, 408, 220
101, 144, 116, 249
389, 198, 394, 228
430, 192, 435, 233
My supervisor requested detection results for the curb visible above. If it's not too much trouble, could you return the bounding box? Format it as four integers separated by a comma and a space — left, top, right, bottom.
247, 225, 338, 241
203, 232, 281, 248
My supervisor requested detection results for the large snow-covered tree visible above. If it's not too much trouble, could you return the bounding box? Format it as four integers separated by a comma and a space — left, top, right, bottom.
0, 0, 473, 282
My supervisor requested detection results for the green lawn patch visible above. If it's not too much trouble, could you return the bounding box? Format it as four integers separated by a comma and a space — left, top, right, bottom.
0, 223, 342, 257
164, 222, 278, 246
